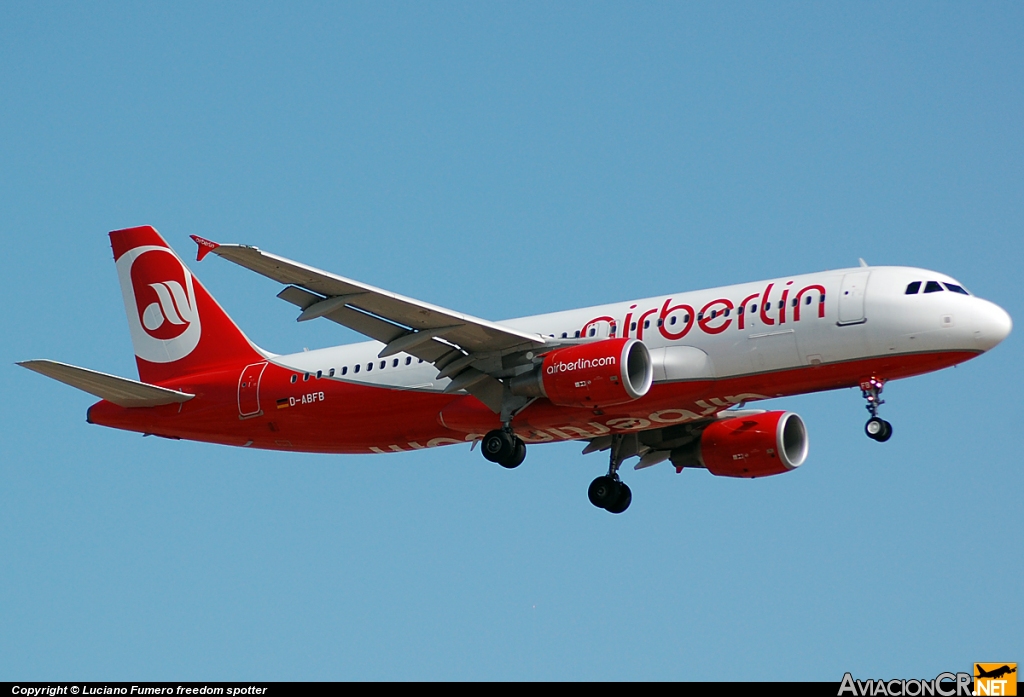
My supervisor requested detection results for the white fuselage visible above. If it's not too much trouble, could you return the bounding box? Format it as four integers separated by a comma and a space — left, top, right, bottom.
272, 266, 1011, 394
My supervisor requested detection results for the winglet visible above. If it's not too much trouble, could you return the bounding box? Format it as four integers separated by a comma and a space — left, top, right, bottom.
190, 235, 220, 262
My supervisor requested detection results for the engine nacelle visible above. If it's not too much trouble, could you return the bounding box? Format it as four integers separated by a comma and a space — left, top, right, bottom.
672, 411, 809, 478
510, 338, 653, 409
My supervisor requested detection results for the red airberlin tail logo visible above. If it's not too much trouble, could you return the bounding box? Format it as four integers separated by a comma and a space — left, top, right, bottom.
116, 245, 202, 363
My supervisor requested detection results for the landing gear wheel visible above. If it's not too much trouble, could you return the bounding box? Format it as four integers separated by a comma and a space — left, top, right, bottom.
482, 429, 527, 468
482, 429, 514, 463
865, 417, 884, 439
860, 377, 893, 442
605, 482, 632, 514
588, 434, 635, 513
588, 476, 619, 509
865, 417, 892, 442
500, 437, 527, 469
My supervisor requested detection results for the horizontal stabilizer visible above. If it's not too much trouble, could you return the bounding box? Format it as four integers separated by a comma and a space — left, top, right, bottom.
18, 360, 195, 408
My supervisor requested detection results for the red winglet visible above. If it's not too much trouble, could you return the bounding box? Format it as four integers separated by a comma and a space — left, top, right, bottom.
190, 235, 219, 262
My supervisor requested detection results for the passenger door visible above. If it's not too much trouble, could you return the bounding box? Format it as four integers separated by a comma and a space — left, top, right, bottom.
837, 271, 870, 325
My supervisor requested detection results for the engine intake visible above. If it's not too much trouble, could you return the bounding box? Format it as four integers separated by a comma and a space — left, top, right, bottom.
671, 411, 809, 478
510, 338, 653, 409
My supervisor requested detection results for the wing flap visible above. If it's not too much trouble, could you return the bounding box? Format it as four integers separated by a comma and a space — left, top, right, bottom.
18, 360, 195, 408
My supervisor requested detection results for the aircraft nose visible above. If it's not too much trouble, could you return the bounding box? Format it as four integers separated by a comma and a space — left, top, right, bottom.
973, 299, 1012, 351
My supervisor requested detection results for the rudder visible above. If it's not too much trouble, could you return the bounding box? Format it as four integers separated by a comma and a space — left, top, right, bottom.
111, 226, 265, 385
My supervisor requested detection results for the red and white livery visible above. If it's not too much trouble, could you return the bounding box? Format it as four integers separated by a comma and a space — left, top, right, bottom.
20, 226, 1012, 513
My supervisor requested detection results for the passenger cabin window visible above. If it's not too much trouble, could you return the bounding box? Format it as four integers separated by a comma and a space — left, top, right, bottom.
406, 357, 412, 365
353, 365, 360, 373
367, 363, 373, 371
924, 281, 944, 293
316, 370, 322, 379
380, 360, 386, 369
393, 358, 399, 367
944, 283, 970, 295
328, 368, 335, 377
341, 366, 348, 376
905, 281, 922, 294
290, 374, 297, 383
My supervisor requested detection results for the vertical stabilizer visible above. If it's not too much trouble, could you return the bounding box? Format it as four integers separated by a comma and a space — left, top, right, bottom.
110, 226, 264, 384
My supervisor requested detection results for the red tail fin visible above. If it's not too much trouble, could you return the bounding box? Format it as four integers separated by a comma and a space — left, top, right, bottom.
110, 226, 264, 385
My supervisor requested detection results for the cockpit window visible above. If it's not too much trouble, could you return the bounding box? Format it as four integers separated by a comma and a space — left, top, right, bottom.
943, 282, 970, 295
924, 281, 944, 293
905, 281, 922, 295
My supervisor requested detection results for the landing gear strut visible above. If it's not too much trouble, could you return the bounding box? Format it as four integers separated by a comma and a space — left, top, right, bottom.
588, 434, 632, 514
861, 377, 893, 442
482, 427, 527, 469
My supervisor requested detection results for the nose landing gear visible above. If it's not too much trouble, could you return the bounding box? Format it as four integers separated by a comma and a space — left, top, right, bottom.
482, 427, 527, 468
588, 434, 633, 514
861, 377, 893, 442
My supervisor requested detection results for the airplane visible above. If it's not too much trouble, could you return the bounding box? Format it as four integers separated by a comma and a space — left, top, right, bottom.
19, 226, 1012, 514
976, 665, 1016, 680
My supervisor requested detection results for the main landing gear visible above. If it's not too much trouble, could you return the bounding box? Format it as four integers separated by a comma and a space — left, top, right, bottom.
861, 377, 893, 442
588, 434, 632, 514
482, 428, 527, 469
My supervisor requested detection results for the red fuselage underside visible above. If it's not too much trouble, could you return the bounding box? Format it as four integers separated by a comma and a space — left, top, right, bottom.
87, 350, 977, 454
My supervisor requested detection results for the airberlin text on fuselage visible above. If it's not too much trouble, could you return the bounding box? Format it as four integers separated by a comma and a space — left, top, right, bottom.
580, 281, 827, 340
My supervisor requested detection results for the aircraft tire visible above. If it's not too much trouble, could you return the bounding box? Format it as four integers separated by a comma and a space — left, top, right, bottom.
588, 476, 618, 509
482, 429, 514, 463
865, 417, 887, 441
499, 437, 527, 469
605, 482, 632, 514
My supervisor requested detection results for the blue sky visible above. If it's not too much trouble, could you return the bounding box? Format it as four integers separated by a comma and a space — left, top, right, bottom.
1, 2, 1021, 680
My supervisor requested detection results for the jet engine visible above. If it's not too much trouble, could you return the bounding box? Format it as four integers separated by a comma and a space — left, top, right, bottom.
670, 411, 809, 478
510, 338, 653, 409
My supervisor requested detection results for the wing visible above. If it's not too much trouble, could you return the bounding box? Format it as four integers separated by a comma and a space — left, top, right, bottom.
192, 236, 560, 413
18, 360, 195, 408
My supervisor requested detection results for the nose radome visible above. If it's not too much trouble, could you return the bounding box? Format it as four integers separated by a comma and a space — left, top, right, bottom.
973, 300, 1012, 351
